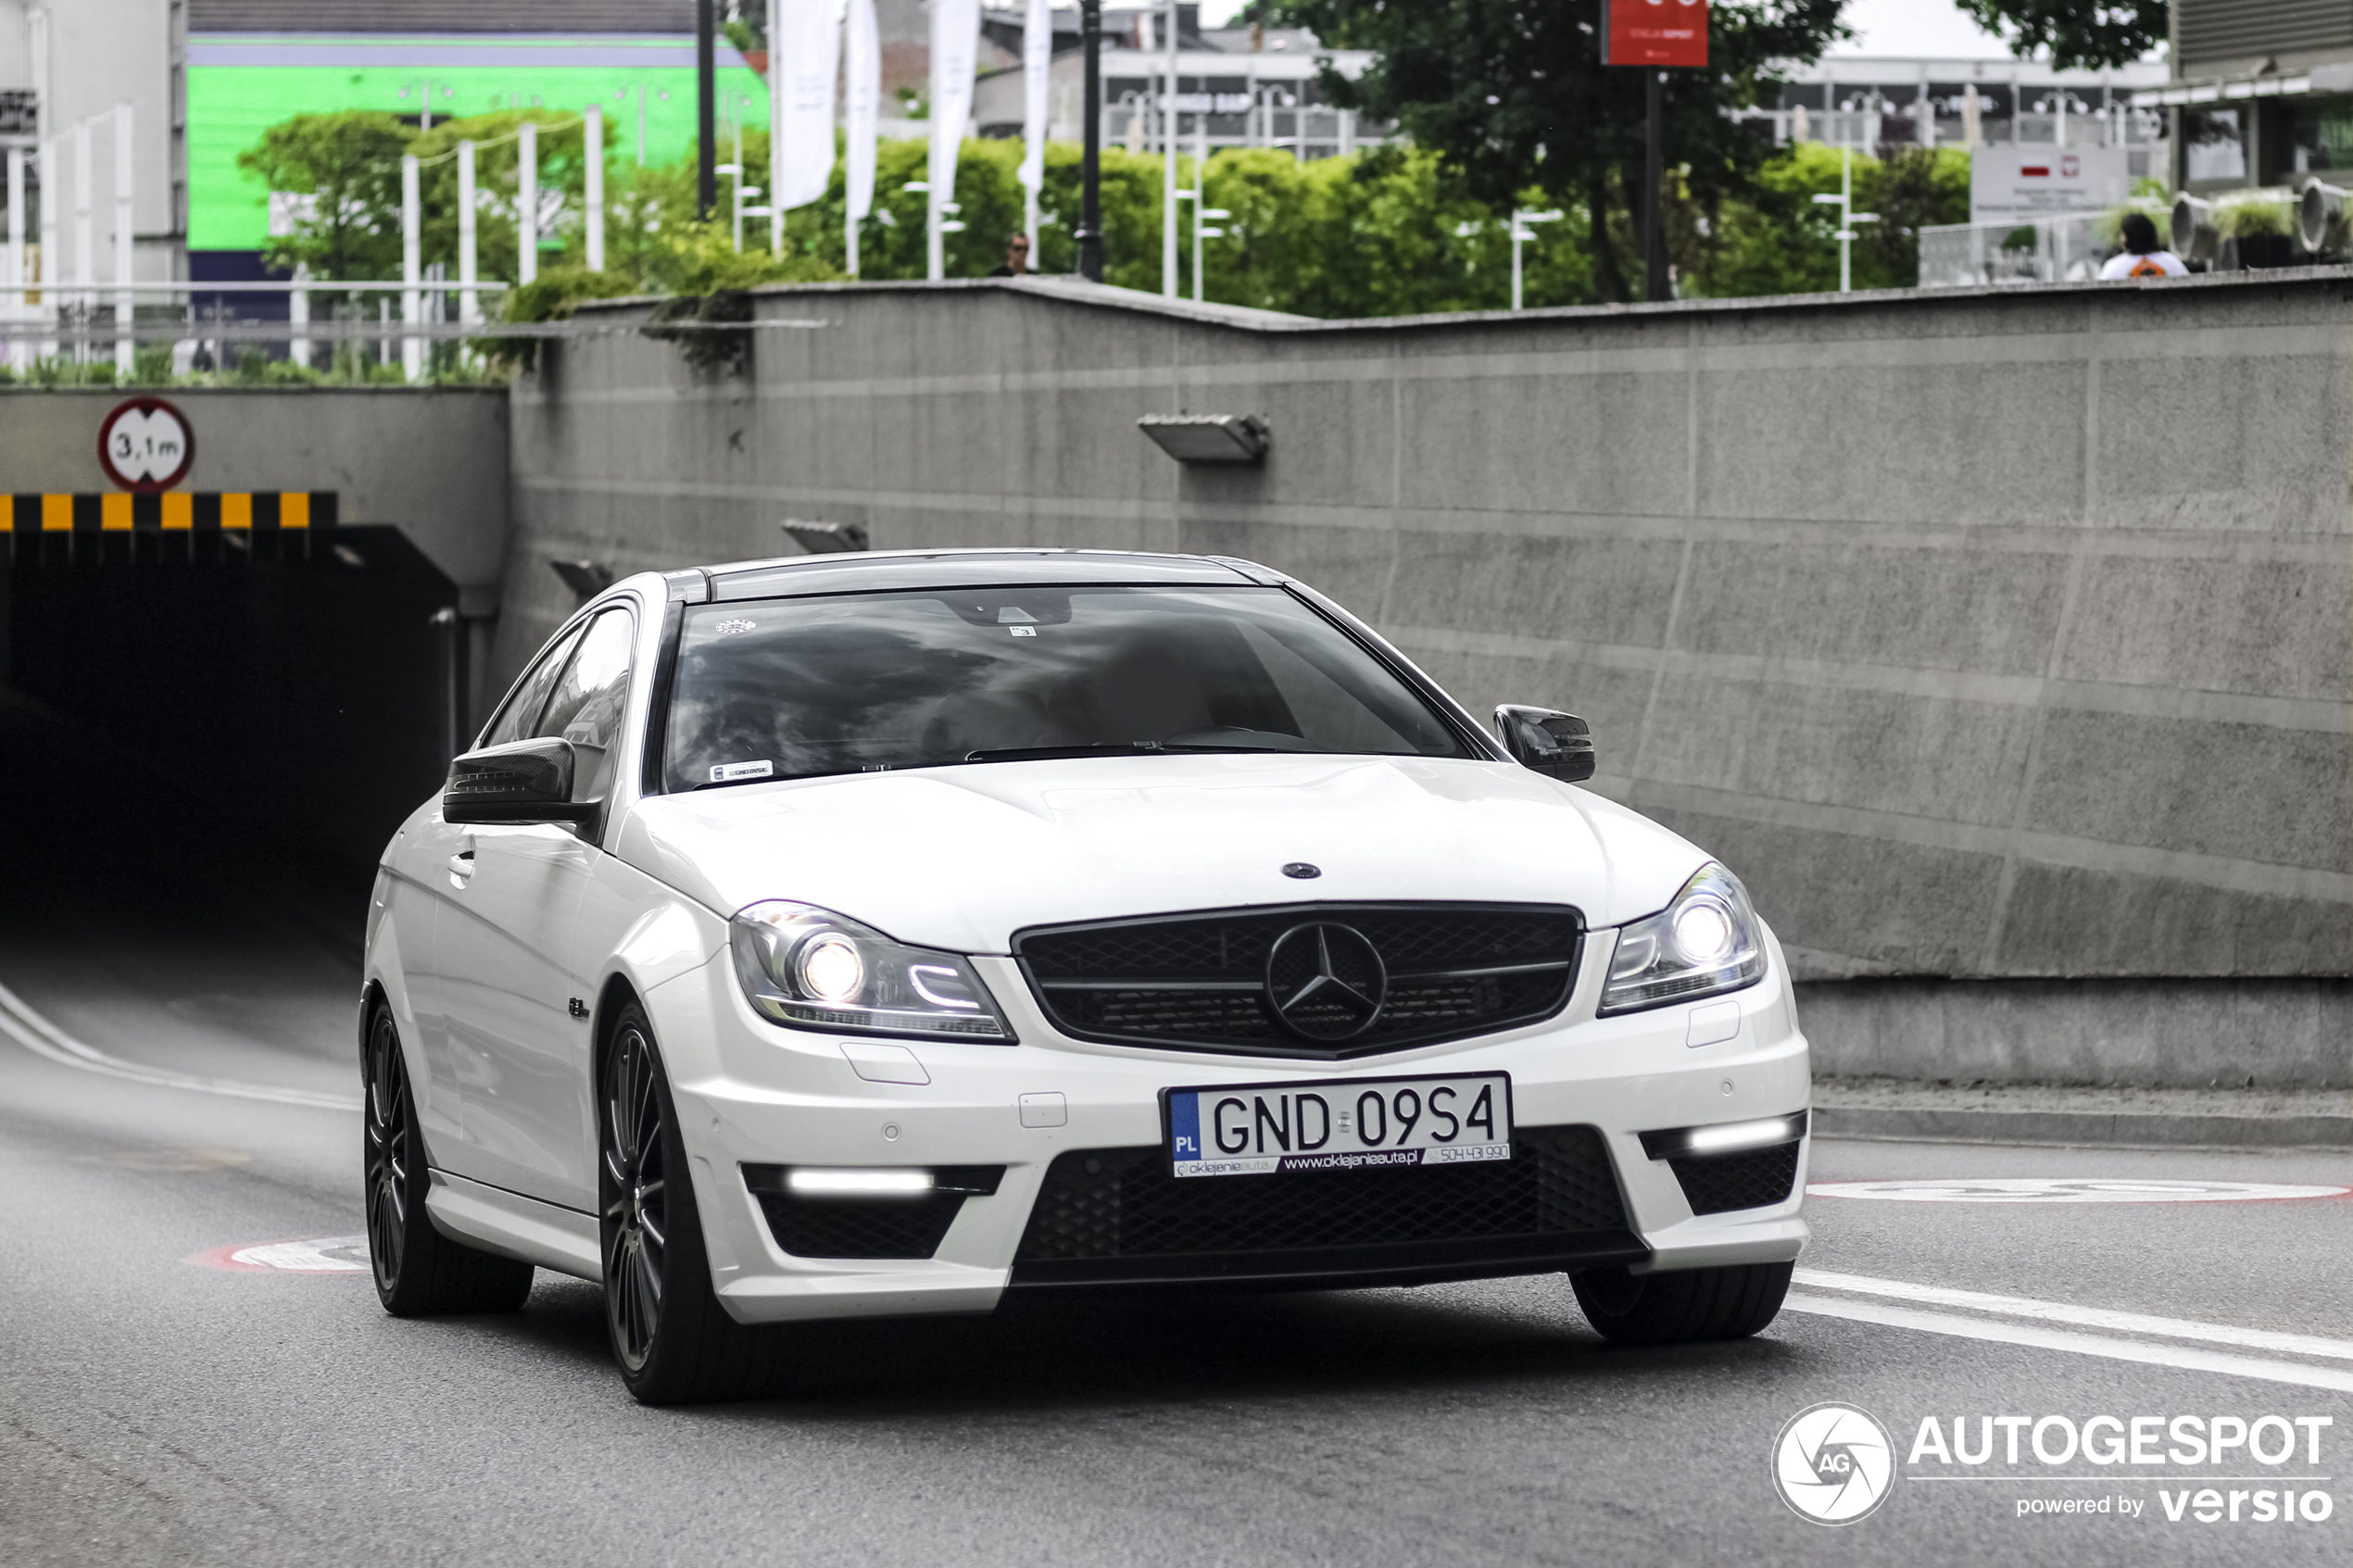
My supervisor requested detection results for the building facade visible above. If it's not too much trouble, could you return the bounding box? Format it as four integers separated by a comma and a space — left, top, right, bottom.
2148, 0, 2353, 194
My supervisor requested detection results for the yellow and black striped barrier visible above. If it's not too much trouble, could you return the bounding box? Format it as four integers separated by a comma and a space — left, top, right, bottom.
2, 491, 338, 564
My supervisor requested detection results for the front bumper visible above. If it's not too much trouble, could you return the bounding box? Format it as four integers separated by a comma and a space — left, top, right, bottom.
643, 929, 1811, 1325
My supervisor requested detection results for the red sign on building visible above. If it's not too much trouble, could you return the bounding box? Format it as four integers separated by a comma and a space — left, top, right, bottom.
1602, 0, 1710, 69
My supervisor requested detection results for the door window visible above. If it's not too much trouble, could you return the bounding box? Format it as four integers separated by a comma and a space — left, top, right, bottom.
478, 621, 587, 750
534, 608, 635, 801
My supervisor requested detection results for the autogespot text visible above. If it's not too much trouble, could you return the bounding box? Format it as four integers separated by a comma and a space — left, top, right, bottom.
1906, 1413, 2335, 1525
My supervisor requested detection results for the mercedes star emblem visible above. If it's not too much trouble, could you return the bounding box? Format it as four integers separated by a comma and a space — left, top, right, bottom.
1265, 922, 1387, 1041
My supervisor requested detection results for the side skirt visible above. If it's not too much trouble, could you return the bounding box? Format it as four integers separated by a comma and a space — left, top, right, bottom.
425, 1167, 602, 1281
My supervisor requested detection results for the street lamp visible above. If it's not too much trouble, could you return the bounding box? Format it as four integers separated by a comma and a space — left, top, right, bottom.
396, 79, 454, 131
1179, 125, 1227, 304
1076, 0, 1104, 282
1510, 207, 1563, 310
1810, 145, 1878, 293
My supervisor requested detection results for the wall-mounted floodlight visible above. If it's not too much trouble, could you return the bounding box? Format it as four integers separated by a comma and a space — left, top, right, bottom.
783, 519, 872, 554
550, 558, 614, 603
1138, 414, 1271, 464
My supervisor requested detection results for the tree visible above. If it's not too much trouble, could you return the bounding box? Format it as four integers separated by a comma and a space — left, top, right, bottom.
237, 112, 413, 280
1686, 144, 1969, 298
1269, 0, 1847, 302
1954, 2, 2166, 70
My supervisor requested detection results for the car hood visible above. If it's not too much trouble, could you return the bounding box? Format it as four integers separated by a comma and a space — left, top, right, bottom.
617, 755, 1711, 954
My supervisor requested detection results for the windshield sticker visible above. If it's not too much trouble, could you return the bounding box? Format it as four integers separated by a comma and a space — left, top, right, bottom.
710, 760, 774, 783
1009, 626, 1038, 637
714, 619, 756, 635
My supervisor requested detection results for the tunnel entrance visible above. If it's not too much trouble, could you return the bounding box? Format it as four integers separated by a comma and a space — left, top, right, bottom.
2, 519, 464, 907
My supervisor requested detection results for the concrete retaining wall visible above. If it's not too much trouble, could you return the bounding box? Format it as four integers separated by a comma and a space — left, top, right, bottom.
502, 272, 2351, 1082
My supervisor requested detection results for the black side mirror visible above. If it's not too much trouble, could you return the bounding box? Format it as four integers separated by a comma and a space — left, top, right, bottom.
1494, 706, 1595, 783
444, 738, 598, 825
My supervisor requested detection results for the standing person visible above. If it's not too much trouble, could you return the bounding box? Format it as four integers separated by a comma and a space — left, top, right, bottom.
988, 232, 1031, 277
2099, 211, 2189, 279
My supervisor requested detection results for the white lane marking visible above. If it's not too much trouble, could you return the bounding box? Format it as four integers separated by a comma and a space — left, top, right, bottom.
0, 976, 361, 1111
1782, 1294, 2353, 1396
1795, 1269, 2353, 1364
230, 1235, 371, 1273
1808, 1178, 2348, 1204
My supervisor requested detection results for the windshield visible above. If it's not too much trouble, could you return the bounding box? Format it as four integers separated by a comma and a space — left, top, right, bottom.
661, 585, 1471, 791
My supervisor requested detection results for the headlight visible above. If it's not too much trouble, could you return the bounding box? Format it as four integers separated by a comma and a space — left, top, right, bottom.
1597, 863, 1765, 1015
729, 901, 1016, 1042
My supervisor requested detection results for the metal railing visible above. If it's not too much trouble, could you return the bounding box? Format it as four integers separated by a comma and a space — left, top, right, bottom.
1917, 211, 2120, 287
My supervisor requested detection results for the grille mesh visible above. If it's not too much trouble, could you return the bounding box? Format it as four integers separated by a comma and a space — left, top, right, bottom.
1015, 1124, 1626, 1265
749, 1190, 971, 1259
1016, 904, 1582, 1059
1668, 1142, 1801, 1216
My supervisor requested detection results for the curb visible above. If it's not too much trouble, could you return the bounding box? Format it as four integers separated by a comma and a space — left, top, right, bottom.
1813, 1105, 2353, 1151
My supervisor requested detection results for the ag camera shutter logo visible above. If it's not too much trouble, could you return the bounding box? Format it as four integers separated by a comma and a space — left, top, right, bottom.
1773, 1402, 1896, 1524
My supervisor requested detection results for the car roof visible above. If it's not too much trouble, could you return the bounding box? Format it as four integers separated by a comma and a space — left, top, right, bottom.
694, 547, 1286, 603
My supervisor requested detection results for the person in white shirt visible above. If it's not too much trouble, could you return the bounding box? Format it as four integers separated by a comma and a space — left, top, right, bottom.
2099, 211, 2190, 279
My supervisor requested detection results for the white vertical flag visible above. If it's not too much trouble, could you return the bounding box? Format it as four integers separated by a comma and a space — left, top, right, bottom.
1019, 0, 1051, 251
774, 0, 840, 214
769, 0, 785, 254
844, 0, 879, 276
928, 0, 980, 280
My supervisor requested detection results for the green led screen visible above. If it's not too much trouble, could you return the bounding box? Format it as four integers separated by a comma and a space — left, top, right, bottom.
187, 35, 770, 252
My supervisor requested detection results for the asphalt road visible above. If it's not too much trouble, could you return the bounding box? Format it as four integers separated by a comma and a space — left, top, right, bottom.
4, 699, 2349, 1567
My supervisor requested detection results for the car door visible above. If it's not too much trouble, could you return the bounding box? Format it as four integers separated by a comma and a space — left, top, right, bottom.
406, 618, 586, 1176
436, 606, 635, 1210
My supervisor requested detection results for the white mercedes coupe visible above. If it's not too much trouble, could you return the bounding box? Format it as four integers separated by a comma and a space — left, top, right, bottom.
361, 549, 1810, 1402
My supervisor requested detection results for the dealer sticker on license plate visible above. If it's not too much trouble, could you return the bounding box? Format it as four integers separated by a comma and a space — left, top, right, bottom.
1164, 1073, 1513, 1178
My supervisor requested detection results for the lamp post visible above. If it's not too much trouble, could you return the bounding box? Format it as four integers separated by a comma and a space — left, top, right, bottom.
1178, 125, 1227, 304
1810, 144, 1878, 293
696, 0, 717, 220
396, 79, 452, 131
1076, 0, 1103, 281
1511, 207, 1563, 310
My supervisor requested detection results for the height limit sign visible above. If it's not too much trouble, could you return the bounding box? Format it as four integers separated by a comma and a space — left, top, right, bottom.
1601, 0, 1709, 68
96, 396, 195, 493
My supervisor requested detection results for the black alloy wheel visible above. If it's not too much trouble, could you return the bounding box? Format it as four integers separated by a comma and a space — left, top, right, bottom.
361, 1003, 535, 1316
1569, 1259, 1793, 1346
598, 1003, 781, 1404
603, 1015, 669, 1371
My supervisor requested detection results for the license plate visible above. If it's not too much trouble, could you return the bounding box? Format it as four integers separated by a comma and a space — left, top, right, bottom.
1164, 1073, 1513, 1178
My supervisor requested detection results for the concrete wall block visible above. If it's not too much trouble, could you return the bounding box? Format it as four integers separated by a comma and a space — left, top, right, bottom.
1229, 379, 1401, 509
1396, 641, 1655, 771
1635, 805, 2007, 975
1176, 517, 1394, 611
1397, 372, 1690, 518
2024, 709, 2353, 871
2058, 553, 2353, 700
1697, 362, 2087, 526
1675, 538, 2068, 675
1994, 860, 2351, 976
1640, 676, 2038, 828
1382, 531, 1683, 647
2093, 351, 2353, 534
1798, 976, 2353, 1088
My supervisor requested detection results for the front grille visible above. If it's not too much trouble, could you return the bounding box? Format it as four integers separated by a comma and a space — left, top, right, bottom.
1668, 1142, 1802, 1215
1013, 1124, 1634, 1286
741, 1165, 1002, 1259
1014, 903, 1582, 1059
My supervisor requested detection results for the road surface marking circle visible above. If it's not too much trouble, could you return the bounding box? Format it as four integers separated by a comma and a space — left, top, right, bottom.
186, 1235, 371, 1273
1771, 1401, 1895, 1525
1807, 1178, 2348, 1204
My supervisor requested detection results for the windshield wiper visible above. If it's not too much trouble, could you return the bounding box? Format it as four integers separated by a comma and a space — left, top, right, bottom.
960, 743, 1302, 764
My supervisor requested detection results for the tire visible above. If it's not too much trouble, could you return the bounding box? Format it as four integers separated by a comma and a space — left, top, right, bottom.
600, 1003, 782, 1405
1569, 1260, 1793, 1346
362, 1003, 536, 1316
